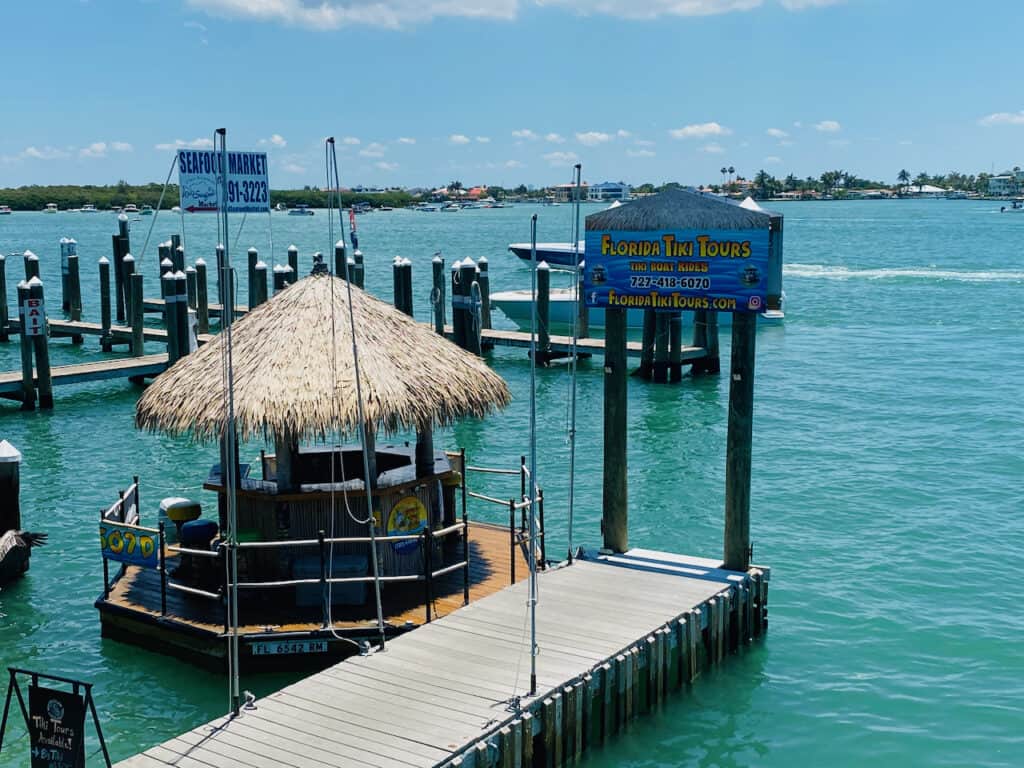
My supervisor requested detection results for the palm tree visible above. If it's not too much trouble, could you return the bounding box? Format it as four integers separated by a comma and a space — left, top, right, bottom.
913, 172, 929, 192
728, 166, 735, 183
720, 167, 727, 186
784, 174, 799, 192
897, 169, 910, 195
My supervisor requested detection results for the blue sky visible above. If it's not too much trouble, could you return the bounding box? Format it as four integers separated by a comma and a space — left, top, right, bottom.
1, 0, 1021, 189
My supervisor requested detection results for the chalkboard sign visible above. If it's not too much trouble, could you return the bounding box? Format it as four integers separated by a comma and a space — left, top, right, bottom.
28, 684, 85, 768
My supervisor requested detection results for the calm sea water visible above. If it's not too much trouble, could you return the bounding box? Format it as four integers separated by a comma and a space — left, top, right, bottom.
0, 200, 1022, 766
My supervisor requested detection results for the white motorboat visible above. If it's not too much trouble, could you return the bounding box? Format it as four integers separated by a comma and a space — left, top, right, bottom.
490, 288, 785, 331
81, 203, 98, 213
139, 204, 154, 216
287, 204, 315, 216
507, 241, 584, 268
1000, 201, 1024, 213
42, 203, 58, 213
122, 204, 139, 214
0, 205, 12, 215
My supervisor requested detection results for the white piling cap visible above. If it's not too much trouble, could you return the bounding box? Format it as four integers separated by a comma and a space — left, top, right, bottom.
0, 440, 21, 464
123, 253, 135, 262
255, 260, 267, 269
347, 257, 355, 265
60, 237, 70, 244
16, 280, 28, 289
461, 257, 476, 269
432, 254, 443, 264
401, 257, 412, 266
451, 259, 462, 270
176, 245, 184, 253
288, 244, 298, 251
68, 238, 77, 245
24, 250, 38, 260
195, 257, 206, 266
174, 270, 187, 280
478, 255, 488, 265
537, 260, 551, 271
392, 256, 402, 266
216, 243, 225, 251
336, 239, 346, 249
283, 265, 294, 273
118, 213, 128, 222
185, 265, 196, 273
99, 256, 110, 265
353, 249, 363, 257
161, 257, 173, 267
273, 264, 285, 273
27, 276, 43, 286
248, 247, 258, 254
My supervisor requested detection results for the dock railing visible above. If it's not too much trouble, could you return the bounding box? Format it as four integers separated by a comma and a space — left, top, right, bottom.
98, 478, 167, 616
464, 451, 546, 582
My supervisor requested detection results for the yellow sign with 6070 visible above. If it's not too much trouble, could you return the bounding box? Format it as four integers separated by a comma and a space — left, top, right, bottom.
99, 522, 160, 568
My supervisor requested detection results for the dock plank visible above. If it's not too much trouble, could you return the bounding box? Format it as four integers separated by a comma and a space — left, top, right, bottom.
0, 353, 168, 394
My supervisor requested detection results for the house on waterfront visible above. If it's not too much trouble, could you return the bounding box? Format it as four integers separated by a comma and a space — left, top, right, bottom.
987, 171, 1023, 197
588, 181, 632, 201
551, 181, 590, 202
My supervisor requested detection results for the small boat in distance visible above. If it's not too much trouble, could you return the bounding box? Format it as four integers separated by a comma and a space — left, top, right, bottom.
81, 203, 98, 213
122, 204, 139, 214
274, 203, 287, 211
0, 205, 12, 215
287, 204, 315, 216
508, 241, 584, 269
139, 204, 154, 216
1000, 200, 1024, 213
42, 203, 58, 213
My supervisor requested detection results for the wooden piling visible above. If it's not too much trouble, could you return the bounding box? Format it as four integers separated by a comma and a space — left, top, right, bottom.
170, 233, 181, 256
17, 282, 35, 410
767, 215, 783, 312
121, 254, 136, 337
392, 257, 403, 311
668, 312, 683, 382
692, 310, 721, 375
59, 237, 77, 311
0, 440, 21, 533
653, 312, 670, 383
66, 253, 83, 344
161, 272, 179, 363
185, 266, 198, 311
173, 245, 185, 274
536, 261, 551, 364
432, 254, 445, 335
451, 260, 465, 349
247, 247, 258, 308
175, 271, 191, 356
334, 240, 347, 278
602, 307, 628, 553
352, 248, 365, 289
253, 261, 268, 307
460, 259, 480, 356
99, 257, 113, 352
0, 255, 8, 342
23, 251, 40, 281
724, 311, 757, 571
158, 242, 170, 277
477, 256, 492, 330
130, 273, 144, 357
215, 244, 225, 308
195, 259, 209, 334
287, 244, 299, 278
577, 266, 589, 340
637, 310, 655, 379
402, 258, 413, 316
28, 278, 53, 409
114, 215, 129, 323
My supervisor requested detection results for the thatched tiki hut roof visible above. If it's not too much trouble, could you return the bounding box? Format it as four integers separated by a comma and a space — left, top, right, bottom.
135, 274, 511, 445
585, 187, 772, 232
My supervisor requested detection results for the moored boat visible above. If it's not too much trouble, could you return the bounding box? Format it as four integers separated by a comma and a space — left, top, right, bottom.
0, 205, 12, 215
139, 204, 154, 216
42, 203, 58, 213
287, 204, 315, 216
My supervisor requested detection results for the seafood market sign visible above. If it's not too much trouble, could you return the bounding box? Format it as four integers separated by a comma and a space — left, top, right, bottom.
177, 149, 269, 213
583, 227, 770, 313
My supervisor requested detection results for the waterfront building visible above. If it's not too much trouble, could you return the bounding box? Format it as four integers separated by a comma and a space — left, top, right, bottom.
588, 181, 632, 201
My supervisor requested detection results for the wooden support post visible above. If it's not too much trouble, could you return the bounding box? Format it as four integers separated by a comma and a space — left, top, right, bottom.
59, 237, 76, 311
402, 258, 414, 316
287, 244, 299, 278
16, 282, 35, 410
352, 248, 364, 288
0, 440, 21, 533
23, 250, 40, 281
185, 266, 197, 311
170, 233, 181, 257
157, 242, 170, 277
450, 260, 464, 348
602, 307, 628, 553
175, 271, 191, 356
334, 240, 347, 278
600, 662, 614, 744
668, 312, 682, 382
415, 426, 433, 478
692, 310, 721, 375
161, 272, 179, 363
542, 698, 555, 768
28, 278, 52, 409
653, 312, 670, 383
130, 273, 144, 356
98, 257, 112, 351
614, 654, 627, 732
121, 254, 135, 334
577, 266, 589, 340
114, 214, 129, 323
552, 692, 563, 767
274, 434, 298, 493
0, 255, 8, 342
173, 245, 185, 274
272, 264, 286, 293
477, 256, 492, 330
432, 254, 445, 335
767, 214, 783, 312
253, 261, 268, 307
521, 712, 534, 766
215, 244, 225, 310
458, 258, 479, 353
637, 309, 655, 379
195, 259, 209, 334
247, 247, 258, 309
724, 311, 756, 571
392, 256, 403, 311
66, 253, 83, 344
562, 685, 576, 762
536, 261, 551, 364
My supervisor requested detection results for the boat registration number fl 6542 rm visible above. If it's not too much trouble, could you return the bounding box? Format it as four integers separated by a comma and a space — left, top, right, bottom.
251, 640, 328, 656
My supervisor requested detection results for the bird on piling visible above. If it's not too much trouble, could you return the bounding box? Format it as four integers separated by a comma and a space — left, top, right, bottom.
0, 530, 47, 586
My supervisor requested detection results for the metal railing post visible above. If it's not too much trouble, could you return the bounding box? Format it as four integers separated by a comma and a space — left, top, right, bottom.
158, 522, 167, 617
423, 526, 433, 623
318, 530, 328, 628
509, 499, 517, 585
539, 488, 547, 569
101, 507, 110, 599
462, 454, 470, 606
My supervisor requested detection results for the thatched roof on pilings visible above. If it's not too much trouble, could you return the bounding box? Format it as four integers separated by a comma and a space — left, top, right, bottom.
136, 274, 511, 443
586, 188, 773, 232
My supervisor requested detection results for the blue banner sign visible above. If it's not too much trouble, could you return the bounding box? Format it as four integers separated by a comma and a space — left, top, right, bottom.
177, 149, 270, 214
99, 522, 159, 568
583, 228, 770, 313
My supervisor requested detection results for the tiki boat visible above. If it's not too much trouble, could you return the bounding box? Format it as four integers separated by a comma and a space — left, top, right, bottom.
95, 273, 543, 669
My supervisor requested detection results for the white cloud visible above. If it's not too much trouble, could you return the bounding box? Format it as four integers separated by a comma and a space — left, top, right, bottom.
669, 122, 731, 139
616, 129, 631, 138
978, 111, 1024, 127
793, 121, 802, 128
699, 142, 726, 154
260, 133, 287, 147
505, 160, 524, 168
359, 142, 387, 157
827, 138, 850, 147
375, 161, 399, 171
476, 136, 491, 143
779, 0, 843, 8
79, 142, 108, 158
814, 120, 841, 132
763, 155, 782, 164
449, 134, 471, 145
545, 133, 565, 144
23, 145, 70, 160
898, 140, 913, 146
155, 137, 214, 150
627, 148, 655, 158
512, 128, 539, 140
397, 137, 416, 144
342, 136, 360, 145
183, 20, 208, 31
766, 127, 788, 139
543, 151, 580, 167
110, 141, 133, 152
541, 0, 761, 20
778, 140, 795, 147
634, 139, 655, 147
576, 131, 611, 146
281, 162, 306, 173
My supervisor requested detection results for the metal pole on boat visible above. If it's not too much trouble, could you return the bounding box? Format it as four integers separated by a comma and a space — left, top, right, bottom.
528, 214, 539, 697
567, 164, 582, 563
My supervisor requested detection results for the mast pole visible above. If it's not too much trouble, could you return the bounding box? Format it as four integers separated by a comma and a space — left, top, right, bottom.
529, 214, 539, 697
567, 163, 582, 564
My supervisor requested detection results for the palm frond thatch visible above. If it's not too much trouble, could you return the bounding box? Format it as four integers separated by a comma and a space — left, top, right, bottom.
135, 274, 511, 442
586, 188, 771, 232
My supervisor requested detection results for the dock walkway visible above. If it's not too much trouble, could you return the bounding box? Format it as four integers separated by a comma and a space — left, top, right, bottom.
0, 354, 168, 400
116, 550, 767, 768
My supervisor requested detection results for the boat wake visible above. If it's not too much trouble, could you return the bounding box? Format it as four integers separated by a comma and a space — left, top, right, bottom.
785, 263, 1024, 283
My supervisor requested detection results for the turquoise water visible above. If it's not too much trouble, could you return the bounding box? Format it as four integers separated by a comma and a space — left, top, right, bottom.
1, 201, 1022, 766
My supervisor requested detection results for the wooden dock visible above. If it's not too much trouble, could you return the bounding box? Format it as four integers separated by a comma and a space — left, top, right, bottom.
0, 354, 168, 401
115, 549, 768, 768
474, 327, 706, 361
7, 317, 215, 346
